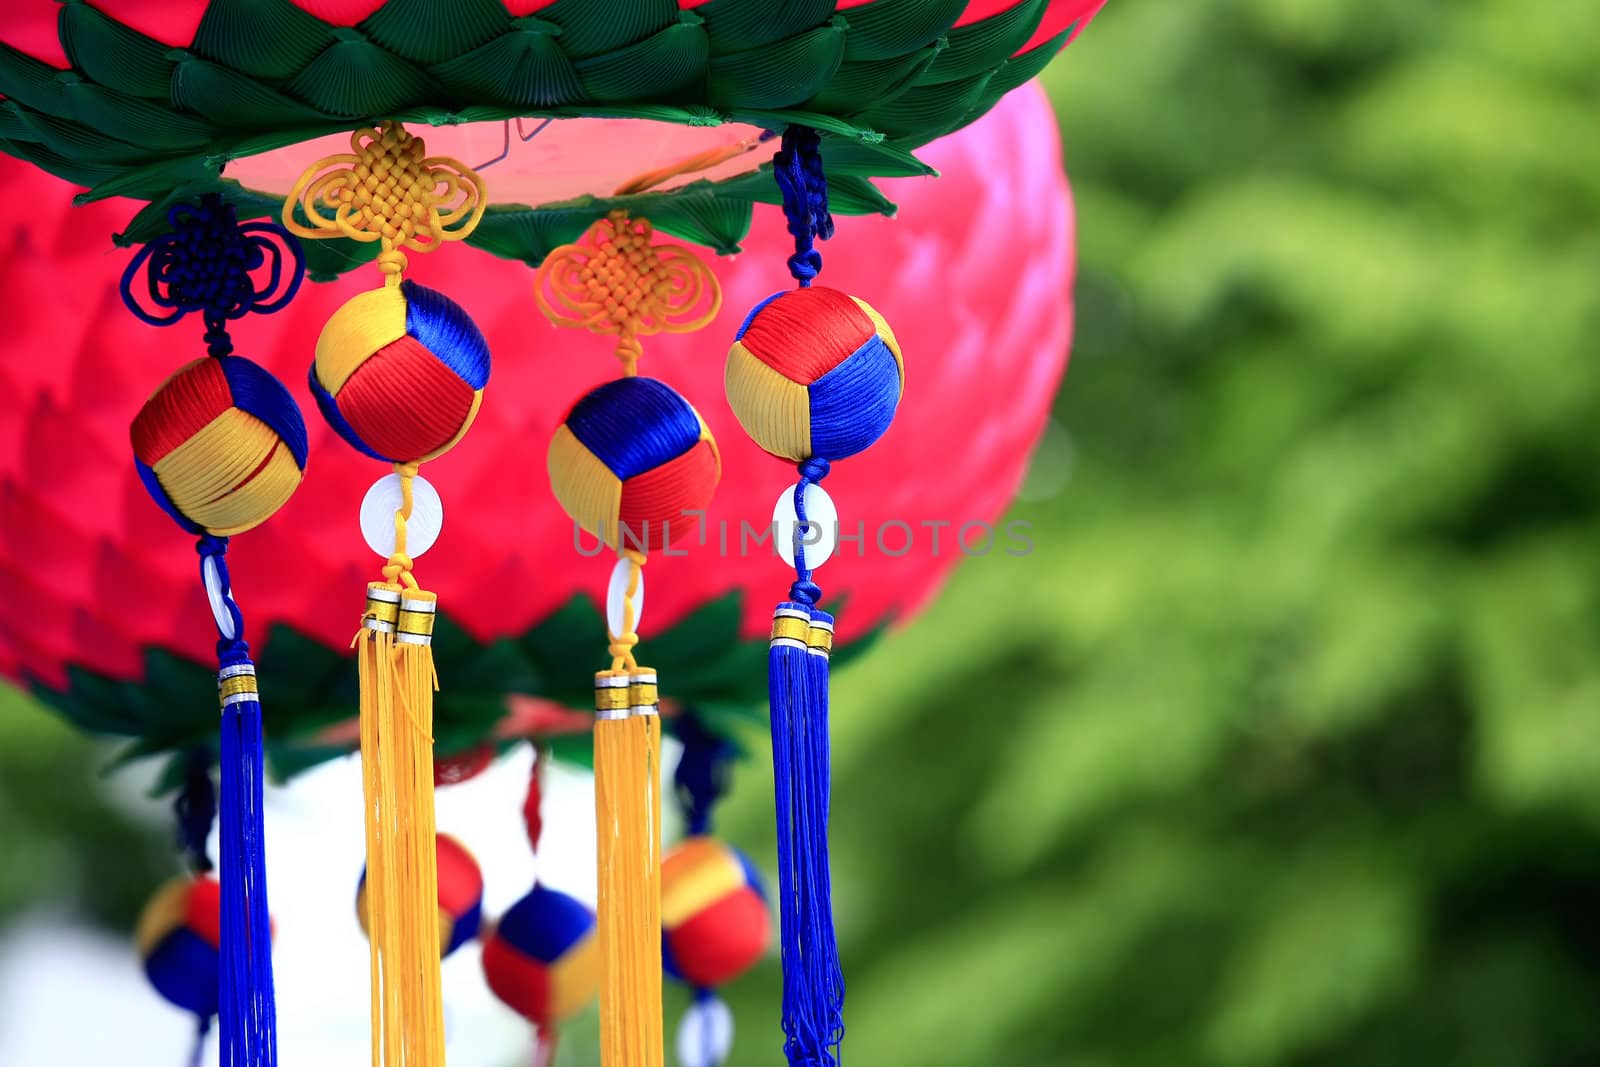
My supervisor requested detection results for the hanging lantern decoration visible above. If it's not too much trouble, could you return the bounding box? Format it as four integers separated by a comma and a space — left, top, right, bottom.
0, 79, 1078, 798
356, 834, 485, 959
662, 715, 772, 1067
0, 0, 1102, 1057
280, 120, 489, 1067
482, 750, 600, 1061
138, 875, 223, 1019
536, 207, 723, 1066
137, 751, 221, 1064
121, 194, 307, 1067
722, 127, 901, 1067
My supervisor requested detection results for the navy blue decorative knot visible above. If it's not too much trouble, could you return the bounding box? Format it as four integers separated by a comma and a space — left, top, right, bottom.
120, 194, 306, 357
673, 712, 737, 837
775, 126, 833, 288
175, 747, 216, 874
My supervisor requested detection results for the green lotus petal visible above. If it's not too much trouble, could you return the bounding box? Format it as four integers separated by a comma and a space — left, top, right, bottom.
172, 55, 338, 128
429, 23, 584, 108
471, 200, 600, 266
852, 71, 995, 140
0, 44, 77, 122
809, 41, 944, 113
301, 233, 382, 282
840, 0, 966, 62
59, 2, 174, 100
4, 106, 150, 166
539, 0, 679, 59
821, 172, 897, 216
985, 25, 1075, 99
648, 186, 754, 255
818, 138, 935, 178
193, 0, 336, 82
922, 0, 1046, 85
284, 29, 437, 117
0, 134, 120, 187
697, 0, 836, 55
62, 79, 215, 149
358, 0, 510, 66
77, 154, 210, 203
707, 23, 847, 110
574, 21, 710, 103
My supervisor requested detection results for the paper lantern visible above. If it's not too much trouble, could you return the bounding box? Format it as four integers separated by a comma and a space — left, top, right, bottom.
0, 80, 1077, 774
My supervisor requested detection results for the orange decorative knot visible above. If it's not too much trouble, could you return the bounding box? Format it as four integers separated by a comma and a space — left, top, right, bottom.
282, 120, 486, 282
533, 210, 722, 375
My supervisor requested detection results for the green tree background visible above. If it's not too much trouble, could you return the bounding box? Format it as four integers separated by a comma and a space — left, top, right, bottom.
709, 0, 1600, 1063
3, 1, 1598, 1064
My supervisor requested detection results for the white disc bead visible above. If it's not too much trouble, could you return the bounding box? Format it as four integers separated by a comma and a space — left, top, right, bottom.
772, 481, 838, 569
607, 557, 645, 637
360, 472, 443, 559
676, 996, 734, 1067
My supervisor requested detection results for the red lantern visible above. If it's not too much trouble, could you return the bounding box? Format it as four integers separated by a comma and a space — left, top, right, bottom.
0, 83, 1073, 767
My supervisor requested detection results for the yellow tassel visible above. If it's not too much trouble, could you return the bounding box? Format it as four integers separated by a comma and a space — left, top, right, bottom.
357, 582, 446, 1067
594, 670, 664, 1067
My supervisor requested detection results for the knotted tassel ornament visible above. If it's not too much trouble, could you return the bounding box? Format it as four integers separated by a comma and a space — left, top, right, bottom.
724, 127, 905, 1067
663, 716, 771, 1067
122, 195, 307, 1067
284, 120, 490, 1067
537, 210, 722, 1067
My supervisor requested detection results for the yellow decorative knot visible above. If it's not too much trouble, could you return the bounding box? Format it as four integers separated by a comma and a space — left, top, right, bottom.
533, 210, 721, 376
282, 121, 486, 284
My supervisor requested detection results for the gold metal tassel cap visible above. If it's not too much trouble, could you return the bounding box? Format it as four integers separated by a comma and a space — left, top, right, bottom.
771, 605, 811, 651
806, 617, 834, 660
397, 591, 437, 647
363, 584, 402, 634
217, 663, 259, 708
595, 671, 631, 720
629, 668, 659, 716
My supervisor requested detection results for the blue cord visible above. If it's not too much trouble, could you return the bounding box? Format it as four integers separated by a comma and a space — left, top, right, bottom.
196, 536, 277, 1067
789, 458, 831, 606
120, 194, 306, 358
674, 713, 737, 837
775, 127, 833, 288
175, 748, 216, 874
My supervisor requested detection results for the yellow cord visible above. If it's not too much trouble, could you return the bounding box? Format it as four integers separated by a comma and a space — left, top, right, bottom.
282, 120, 488, 285
533, 210, 721, 377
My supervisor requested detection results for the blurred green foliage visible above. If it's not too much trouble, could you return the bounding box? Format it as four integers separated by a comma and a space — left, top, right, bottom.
0, 686, 170, 932
708, 1, 1600, 1064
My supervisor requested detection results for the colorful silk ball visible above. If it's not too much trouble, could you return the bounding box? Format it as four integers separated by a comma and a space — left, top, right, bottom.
548, 376, 720, 553
357, 833, 483, 957
725, 286, 903, 463
136, 875, 222, 1016
481, 885, 600, 1026
130, 355, 308, 537
661, 837, 771, 989
310, 280, 490, 464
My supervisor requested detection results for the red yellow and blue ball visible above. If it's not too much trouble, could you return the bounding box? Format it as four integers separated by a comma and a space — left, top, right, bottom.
661, 837, 771, 989
310, 280, 490, 464
726, 286, 903, 463
130, 355, 308, 536
136, 875, 223, 1016
481, 885, 600, 1026
548, 376, 720, 553
357, 833, 484, 958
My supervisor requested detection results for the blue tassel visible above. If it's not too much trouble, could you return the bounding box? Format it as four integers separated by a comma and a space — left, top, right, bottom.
769, 597, 844, 1066
200, 537, 277, 1067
